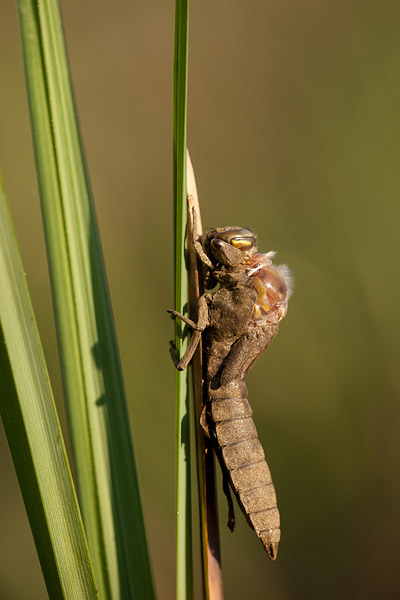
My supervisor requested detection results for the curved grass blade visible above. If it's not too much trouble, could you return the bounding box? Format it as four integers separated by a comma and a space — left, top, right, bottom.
173, 0, 192, 598
0, 178, 98, 599
16, 1, 155, 597
186, 154, 224, 600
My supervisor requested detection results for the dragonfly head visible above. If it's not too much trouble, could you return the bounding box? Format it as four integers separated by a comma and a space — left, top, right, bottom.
206, 227, 257, 267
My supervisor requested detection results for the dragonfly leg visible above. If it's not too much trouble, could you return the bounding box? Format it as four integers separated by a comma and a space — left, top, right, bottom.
222, 470, 236, 532
220, 326, 278, 386
190, 206, 213, 269
168, 310, 196, 330
200, 405, 211, 438
169, 340, 184, 369
167, 294, 209, 370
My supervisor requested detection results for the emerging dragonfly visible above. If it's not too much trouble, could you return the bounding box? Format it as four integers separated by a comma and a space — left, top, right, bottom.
169, 218, 292, 560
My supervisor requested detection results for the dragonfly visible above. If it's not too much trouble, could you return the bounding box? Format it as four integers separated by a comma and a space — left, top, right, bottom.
169, 217, 292, 560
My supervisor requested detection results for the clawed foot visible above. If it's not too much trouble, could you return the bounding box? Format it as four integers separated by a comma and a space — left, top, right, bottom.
223, 474, 236, 532
169, 340, 184, 370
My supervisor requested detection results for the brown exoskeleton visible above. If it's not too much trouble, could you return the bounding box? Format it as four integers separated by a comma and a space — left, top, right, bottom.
169, 219, 292, 560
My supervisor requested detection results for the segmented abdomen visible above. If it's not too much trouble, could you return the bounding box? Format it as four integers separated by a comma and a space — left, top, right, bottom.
209, 382, 280, 560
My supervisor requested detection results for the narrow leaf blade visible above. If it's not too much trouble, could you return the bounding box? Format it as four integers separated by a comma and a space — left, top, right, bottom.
16, 1, 155, 597
0, 178, 98, 600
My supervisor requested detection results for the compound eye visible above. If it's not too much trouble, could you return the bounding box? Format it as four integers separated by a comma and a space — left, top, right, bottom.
231, 238, 253, 250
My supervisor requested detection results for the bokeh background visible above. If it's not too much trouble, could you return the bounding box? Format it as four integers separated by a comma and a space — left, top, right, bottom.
1, 1, 400, 598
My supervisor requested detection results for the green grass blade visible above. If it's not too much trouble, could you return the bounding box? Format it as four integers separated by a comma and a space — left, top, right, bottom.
16, 1, 154, 598
173, 1, 192, 599
0, 178, 98, 600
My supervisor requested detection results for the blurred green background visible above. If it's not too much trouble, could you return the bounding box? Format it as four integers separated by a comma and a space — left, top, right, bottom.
1, 1, 400, 598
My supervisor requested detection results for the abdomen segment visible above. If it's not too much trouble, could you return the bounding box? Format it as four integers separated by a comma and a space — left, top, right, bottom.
209, 388, 280, 560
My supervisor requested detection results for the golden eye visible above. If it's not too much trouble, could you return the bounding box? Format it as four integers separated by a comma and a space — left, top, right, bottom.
231, 238, 253, 249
